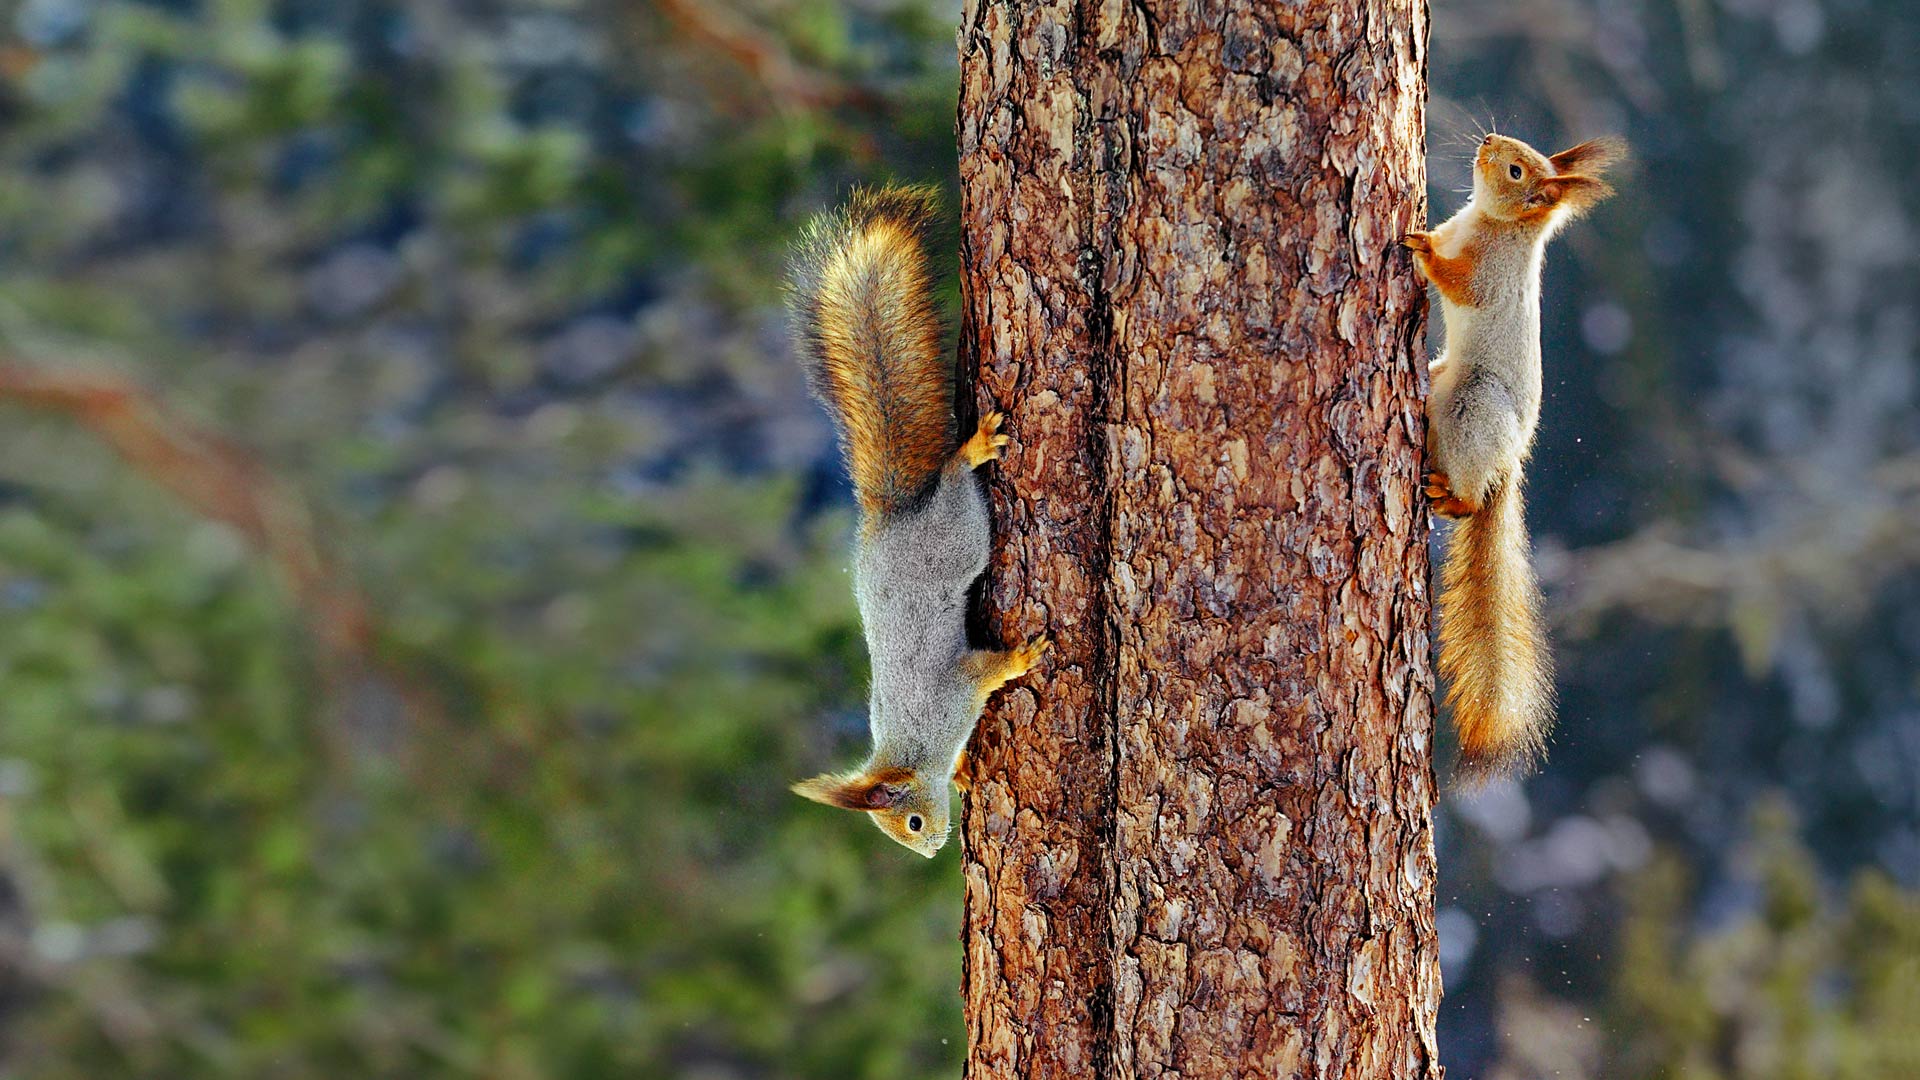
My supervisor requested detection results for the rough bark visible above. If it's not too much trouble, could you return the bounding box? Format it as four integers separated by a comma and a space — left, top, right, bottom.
956, 2, 1438, 1078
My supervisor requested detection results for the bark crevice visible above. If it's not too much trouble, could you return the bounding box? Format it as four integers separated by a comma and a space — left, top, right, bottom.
960, 2, 1438, 1077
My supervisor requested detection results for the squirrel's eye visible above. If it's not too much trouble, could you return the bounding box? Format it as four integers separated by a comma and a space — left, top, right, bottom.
907, 815, 923, 832
1508, 163, 1523, 180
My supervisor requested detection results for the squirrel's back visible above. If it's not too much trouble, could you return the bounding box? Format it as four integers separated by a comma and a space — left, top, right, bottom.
789, 185, 954, 522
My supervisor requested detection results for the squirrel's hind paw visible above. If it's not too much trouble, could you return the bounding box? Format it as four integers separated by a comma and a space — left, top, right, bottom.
1424, 472, 1479, 518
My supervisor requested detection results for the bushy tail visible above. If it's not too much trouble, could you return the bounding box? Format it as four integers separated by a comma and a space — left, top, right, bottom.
1440, 475, 1555, 783
787, 185, 954, 522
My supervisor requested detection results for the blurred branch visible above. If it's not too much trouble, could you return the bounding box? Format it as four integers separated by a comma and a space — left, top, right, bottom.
0, 358, 486, 775
0, 357, 564, 804
652, 0, 874, 113
1549, 455, 1920, 645
0, 359, 372, 659
1431, 0, 1662, 120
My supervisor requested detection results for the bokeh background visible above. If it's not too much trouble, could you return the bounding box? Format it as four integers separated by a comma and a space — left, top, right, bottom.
0, 0, 1912, 1077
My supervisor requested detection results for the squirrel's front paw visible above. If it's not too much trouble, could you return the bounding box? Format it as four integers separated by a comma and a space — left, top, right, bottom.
960, 411, 1011, 469
968, 634, 1052, 701
951, 748, 975, 794
1402, 231, 1433, 253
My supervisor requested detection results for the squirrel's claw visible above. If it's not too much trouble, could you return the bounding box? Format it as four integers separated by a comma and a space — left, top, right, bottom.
1009, 634, 1050, 678
1424, 472, 1478, 518
1402, 231, 1433, 253
967, 633, 1051, 703
961, 411, 1010, 469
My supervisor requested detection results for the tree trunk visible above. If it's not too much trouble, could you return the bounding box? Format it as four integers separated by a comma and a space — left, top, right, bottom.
957, 2, 1438, 1078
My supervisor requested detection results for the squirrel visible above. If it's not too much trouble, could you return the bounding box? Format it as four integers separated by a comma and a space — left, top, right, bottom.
785, 184, 1048, 857
1403, 132, 1623, 781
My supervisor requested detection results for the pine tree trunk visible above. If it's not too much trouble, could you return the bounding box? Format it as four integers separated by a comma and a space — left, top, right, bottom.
957, 2, 1439, 1077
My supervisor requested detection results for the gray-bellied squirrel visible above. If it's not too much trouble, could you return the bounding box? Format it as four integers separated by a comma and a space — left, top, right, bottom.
786, 184, 1048, 857
1404, 132, 1624, 781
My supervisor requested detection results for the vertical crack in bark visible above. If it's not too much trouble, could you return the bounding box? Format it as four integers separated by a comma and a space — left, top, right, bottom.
1070, 7, 1124, 1076
961, 2, 1437, 1076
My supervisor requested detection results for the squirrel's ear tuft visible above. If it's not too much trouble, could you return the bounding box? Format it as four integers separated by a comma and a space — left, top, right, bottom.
792, 773, 874, 810
792, 767, 917, 811
1535, 175, 1615, 217
1548, 136, 1626, 177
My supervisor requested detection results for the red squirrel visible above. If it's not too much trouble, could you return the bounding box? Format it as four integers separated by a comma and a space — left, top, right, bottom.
785, 185, 1048, 856
1404, 132, 1624, 780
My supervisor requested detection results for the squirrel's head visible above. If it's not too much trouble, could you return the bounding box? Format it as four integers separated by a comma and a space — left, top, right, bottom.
792, 764, 950, 858
1472, 133, 1622, 225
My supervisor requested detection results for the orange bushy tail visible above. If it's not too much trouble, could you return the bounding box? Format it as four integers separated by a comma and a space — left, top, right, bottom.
788, 185, 954, 522
1440, 475, 1555, 782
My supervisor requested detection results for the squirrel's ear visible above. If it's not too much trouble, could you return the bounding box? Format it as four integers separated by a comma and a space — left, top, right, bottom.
792, 767, 917, 811
1534, 175, 1615, 216
791, 773, 877, 810
1548, 137, 1625, 177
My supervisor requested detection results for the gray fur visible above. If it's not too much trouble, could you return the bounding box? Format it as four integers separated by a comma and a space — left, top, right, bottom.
1427, 216, 1547, 501
786, 185, 1033, 857
855, 459, 991, 771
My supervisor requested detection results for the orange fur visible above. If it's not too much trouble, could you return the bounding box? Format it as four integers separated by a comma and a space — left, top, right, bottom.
1548, 136, 1627, 176
1439, 476, 1554, 782
1424, 471, 1479, 518
1406, 234, 1481, 307
1533, 175, 1614, 219
791, 764, 918, 810
958, 411, 1009, 469
965, 635, 1050, 710
789, 185, 954, 523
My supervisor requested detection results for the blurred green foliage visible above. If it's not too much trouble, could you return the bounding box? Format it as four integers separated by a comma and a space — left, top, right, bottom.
0, 0, 1912, 1076
0, 469, 967, 1077
1611, 803, 1920, 1080
0, 0, 965, 1076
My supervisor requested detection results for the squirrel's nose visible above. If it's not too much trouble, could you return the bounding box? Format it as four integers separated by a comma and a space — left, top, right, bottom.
1482, 134, 1494, 145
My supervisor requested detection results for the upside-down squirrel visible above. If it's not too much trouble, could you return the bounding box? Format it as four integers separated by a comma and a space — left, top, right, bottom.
786, 185, 1047, 857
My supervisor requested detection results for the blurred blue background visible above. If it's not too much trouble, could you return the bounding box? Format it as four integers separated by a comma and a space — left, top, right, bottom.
0, 1, 1912, 1077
